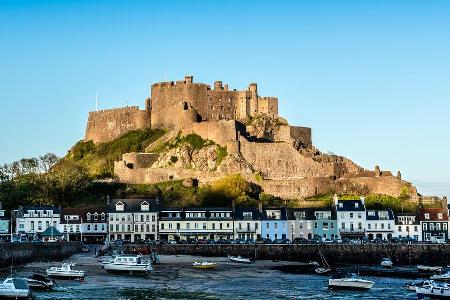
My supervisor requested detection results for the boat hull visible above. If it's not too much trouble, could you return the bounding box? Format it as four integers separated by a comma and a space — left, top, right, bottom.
417, 287, 450, 299
328, 279, 374, 290
103, 264, 152, 274
46, 271, 85, 279
0, 290, 30, 299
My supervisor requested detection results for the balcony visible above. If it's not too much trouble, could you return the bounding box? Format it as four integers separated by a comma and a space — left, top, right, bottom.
236, 227, 257, 233
339, 228, 365, 235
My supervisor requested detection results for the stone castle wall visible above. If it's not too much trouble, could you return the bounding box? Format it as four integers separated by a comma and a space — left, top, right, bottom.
85, 106, 151, 144
181, 120, 238, 147
121, 152, 160, 169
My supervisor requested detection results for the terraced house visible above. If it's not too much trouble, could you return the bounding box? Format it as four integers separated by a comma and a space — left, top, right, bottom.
394, 213, 421, 241
107, 199, 159, 242
335, 197, 367, 240
418, 207, 449, 242
234, 207, 261, 241
261, 207, 289, 240
15, 206, 60, 240
288, 208, 314, 240
313, 209, 338, 241
365, 209, 395, 240
159, 207, 234, 241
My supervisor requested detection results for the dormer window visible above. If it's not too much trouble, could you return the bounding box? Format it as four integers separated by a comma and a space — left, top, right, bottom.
355, 203, 359, 208
438, 213, 443, 220
424, 213, 430, 220
339, 203, 343, 208
101, 213, 105, 221
86, 213, 91, 221
141, 201, 149, 211
94, 213, 98, 220
116, 201, 125, 212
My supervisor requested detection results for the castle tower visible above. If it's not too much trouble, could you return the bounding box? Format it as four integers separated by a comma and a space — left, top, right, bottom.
214, 81, 223, 90
248, 83, 258, 116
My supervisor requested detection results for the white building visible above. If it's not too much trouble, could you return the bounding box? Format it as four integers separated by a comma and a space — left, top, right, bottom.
15, 206, 60, 239
108, 199, 159, 242
159, 207, 234, 241
335, 197, 367, 240
394, 213, 421, 241
0, 202, 9, 239
234, 207, 261, 241
365, 209, 395, 240
59, 208, 108, 243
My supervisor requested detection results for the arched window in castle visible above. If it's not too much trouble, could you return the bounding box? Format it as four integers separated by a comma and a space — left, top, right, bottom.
183, 102, 188, 111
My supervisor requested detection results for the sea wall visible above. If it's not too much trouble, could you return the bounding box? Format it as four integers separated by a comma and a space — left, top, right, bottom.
0, 242, 81, 267
129, 244, 450, 265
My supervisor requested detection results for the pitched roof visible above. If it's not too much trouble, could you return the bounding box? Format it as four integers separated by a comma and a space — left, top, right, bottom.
262, 207, 288, 221
336, 200, 366, 211
418, 207, 449, 221
60, 208, 107, 223
366, 209, 394, 220
40, 226, 63, 237
108, 198, 160, 213
234, 207, 261, 220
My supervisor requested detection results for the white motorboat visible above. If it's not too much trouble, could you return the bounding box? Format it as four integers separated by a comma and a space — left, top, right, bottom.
404, 280, 434, 291
328, 273, 374, 290
418, 265, 443, 272
381, 258, 393, 268
192, 261, 216, 269
0, 278, 31, 299
103, 254, 153, 274
26, 274, 54, 290
417, 282, 450, 299
431, 272, 450, 281
46, 263, 85, 279
228, 255, 254, 264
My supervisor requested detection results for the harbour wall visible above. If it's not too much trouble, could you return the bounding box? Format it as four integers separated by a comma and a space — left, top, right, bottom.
127, 244, 450, 265
0, 242, 82, 268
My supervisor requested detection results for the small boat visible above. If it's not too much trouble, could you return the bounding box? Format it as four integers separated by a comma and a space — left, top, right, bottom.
193, 261, 216, 269
315, 251, 331, 275
404, 280, 434, 292
381, 258, 393, 268
46, 263, 85, 279
418, 265, 443, 273
103, 254, 152, 274
26, 274, 54, 290
431, 272, 450, 281
328, 273, 374, 290
417, 282, 450, 299
0, 278, 31, 299
228, 255, 254, 264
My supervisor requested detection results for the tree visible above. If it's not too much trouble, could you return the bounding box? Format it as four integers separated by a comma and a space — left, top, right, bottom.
39, 153, 60, 172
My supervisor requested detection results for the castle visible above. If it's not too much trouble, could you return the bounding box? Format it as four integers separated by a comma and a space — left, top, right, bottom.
84, 76, 418, 200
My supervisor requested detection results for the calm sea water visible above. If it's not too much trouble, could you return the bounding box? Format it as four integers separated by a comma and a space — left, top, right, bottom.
30, 273, 418, 300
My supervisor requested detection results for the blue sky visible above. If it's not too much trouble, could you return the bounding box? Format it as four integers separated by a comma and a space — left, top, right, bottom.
0, 1, 449, 196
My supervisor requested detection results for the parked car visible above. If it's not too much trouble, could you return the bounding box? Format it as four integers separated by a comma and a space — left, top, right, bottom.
81, 245, 89, 252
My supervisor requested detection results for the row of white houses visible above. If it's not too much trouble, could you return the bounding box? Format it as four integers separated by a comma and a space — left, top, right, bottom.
7, 197, 450, 243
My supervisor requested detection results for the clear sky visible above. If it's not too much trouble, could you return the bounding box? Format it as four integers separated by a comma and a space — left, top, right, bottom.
0, 0, 449, 196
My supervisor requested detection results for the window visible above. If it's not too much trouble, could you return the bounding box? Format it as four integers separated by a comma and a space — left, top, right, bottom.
424, 213, 430, 220
368, 211, 375, 216
438, 213, 443, 220
381, 223, 384, 229
341, 222, 345, 229
116, 224, 119, 231
94, 213, 98, 221
358, 222, 362, 230
141, 215, 144, 222
87, 224, 91, 231
203, 223, 206, 229
355, 203, 359, 208
274, 223, 278, 230
358, 213, 362, 218
87, 213, 91, 221
255, 223, 258, 230
430, 223, 435, 231
323, 223, 328, 230
152, 224, 156, 232
350, 213, 354, 218
146, 215, 150, 221
30, 221, 34, 231
368, 224, 371, 230
186, 223, 190, 229
331, 223, 334, 229
152, 215, 156, 222
110, 224, 113, 232
314, 222, 318, 229
436, 223, 441, 230
212, 223, 216, 229
266, 223, 269, 229
444, 223, 448, 231
398, 226, 402, 232
423, 223, 428, 230
101, 213, 105, 221
414, 226, 418, 232
220, 223, 223, 229
161, 223, 165, 230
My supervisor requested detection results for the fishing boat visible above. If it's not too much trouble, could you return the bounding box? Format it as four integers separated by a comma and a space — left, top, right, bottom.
328, 273, 374, 290
192, 261, 216, 269
404, 280, 434, 291
380, 258, 393, 268
418, 265, 443, 273
103, 254, 153, 274
0, 278, 31, 299
431, 272, 450, 281
46, 263, 85, 279
25, 274, 54, 290
417, 282, 450, 299
228, 255, 254, 264
315, 251, 331, 275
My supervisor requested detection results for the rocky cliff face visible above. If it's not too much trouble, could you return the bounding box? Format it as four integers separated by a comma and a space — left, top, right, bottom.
114, 128, 417, 200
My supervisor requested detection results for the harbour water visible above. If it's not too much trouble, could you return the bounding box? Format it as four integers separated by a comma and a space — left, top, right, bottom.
4, 252, 421, 300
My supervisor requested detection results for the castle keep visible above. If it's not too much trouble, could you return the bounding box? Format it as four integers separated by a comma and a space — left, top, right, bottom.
84, 76, 417, 200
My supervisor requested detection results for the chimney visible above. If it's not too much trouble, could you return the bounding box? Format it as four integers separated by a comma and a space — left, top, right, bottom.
258, 202, 263, 213
332, 194, 339, 206
360, 196, 365, 205
231, 200, 236, 213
